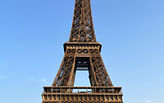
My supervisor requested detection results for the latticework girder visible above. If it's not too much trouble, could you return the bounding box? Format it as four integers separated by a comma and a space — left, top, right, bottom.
42, 0, 123, 102
52, 43, 113, 87
69, 0, 96, 42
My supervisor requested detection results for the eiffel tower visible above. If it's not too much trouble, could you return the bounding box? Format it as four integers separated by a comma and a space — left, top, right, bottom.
42, 0, 123, 102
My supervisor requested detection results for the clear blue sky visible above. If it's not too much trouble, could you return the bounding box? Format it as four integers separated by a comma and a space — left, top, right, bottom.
0, 0, 164, 103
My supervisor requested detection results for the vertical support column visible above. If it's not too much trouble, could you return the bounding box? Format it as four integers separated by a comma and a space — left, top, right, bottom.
52, 53, 75, 87
90, 53, 113, 86
89, 57, 98, 86
67, 56, 76, 87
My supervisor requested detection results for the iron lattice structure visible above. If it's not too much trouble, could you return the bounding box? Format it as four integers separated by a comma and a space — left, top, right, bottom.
42, 0, 123, 103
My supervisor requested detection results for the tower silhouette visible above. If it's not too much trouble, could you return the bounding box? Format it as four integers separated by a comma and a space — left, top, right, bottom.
42, 0, 123, 102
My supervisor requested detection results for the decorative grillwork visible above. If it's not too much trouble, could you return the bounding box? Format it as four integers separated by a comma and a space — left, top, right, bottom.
42, 87, 123, 103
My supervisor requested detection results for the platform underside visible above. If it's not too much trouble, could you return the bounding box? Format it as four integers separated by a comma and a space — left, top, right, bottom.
42, 94, 122, 103
42, 86, 123, 103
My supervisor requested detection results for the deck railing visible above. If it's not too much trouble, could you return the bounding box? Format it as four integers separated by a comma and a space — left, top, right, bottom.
43, 86, 122, 94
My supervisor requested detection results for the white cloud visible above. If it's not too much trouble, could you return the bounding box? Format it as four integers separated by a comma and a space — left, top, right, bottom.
40, 79, 50, 85
29, 77, 50, 85
146, 100, 152, 103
